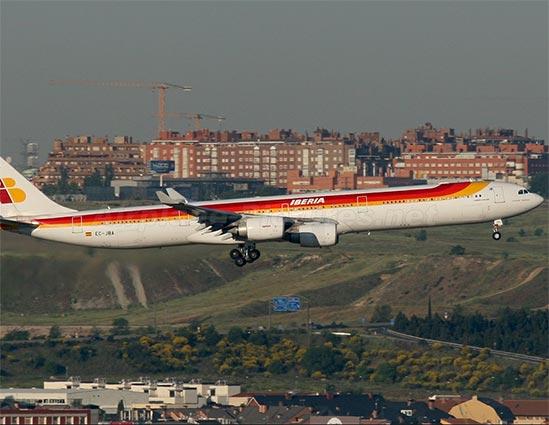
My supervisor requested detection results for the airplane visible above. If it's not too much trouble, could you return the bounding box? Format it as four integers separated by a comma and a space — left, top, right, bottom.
0, 156, 544, 267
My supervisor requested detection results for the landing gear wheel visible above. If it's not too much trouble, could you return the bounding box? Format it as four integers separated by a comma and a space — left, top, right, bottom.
248, 249, 261, 262
234, 256, 247, 267
230, 249, 242, 260
492, 219, 503, 241
229, 243, 259, 266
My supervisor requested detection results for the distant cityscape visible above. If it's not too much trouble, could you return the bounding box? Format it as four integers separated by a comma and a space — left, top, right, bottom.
2, 377, 548, 424
13, 122, 548, 201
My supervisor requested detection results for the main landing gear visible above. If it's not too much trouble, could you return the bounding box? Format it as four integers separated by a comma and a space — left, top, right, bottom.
229, 243, 261, 267
492, 219, 503, 240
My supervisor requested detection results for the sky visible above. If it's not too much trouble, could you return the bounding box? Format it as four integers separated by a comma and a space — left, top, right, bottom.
1, 1, 547, 164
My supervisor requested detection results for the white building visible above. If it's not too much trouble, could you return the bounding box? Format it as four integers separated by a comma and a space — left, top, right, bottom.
0, 387, 148, 415
42, 377, 240, 407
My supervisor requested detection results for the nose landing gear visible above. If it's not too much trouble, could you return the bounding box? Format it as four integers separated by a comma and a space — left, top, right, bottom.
492, 219, 503, 240
229, 243, 261, 267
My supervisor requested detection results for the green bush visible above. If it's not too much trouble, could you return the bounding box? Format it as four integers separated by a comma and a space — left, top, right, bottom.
449, 245, 465, 255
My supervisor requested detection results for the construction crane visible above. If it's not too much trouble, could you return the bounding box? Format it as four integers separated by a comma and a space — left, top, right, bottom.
166, 113, 226, 130
49, 80, 192, 138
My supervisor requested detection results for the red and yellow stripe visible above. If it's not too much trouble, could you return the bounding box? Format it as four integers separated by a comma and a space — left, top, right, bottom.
35, 181, 488, 229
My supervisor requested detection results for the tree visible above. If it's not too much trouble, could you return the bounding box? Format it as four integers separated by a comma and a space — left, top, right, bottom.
371, 304, 392, 323
58, 167, 71, 194
111, 318, 130, 335
117, 400, 125, 420
301, 345, 345, 375
227, 327, 245, 344
267, 359, 287, 374
48, 325, 62, 339
84, 169, 103, 188
2, 329, 30, 341
529, 173, 548, 198
393, 312, 409, 331
371, 361, 397, 383
449, 245, 465, 255
45, 361, 66, 376
42, 184, 58, 196
104, 164, 115, 187
415, 229, 428, 241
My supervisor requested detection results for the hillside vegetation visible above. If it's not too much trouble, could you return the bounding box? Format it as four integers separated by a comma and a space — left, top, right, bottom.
2, 323, 547, 397
1, 202, 547, 332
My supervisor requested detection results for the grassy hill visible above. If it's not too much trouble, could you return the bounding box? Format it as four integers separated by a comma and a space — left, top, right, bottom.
1, 202, 547, 335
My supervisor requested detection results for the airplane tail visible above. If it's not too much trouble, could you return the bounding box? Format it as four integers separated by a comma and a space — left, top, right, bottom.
0, 157, 76, 218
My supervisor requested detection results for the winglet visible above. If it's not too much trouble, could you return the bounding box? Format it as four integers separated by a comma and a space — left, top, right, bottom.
156, 191, 177, 205
156, 188, 188, 205
166, 188, 187, 203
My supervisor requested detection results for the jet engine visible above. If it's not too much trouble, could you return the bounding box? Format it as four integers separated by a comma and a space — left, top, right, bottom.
234, 216, 285, 241
286, 222, 338, 247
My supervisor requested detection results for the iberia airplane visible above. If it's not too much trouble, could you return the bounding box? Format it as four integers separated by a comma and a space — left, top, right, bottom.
0, 157, 544, 266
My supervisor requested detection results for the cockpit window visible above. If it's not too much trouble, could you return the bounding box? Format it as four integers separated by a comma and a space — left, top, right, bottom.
518, 190, 530, 195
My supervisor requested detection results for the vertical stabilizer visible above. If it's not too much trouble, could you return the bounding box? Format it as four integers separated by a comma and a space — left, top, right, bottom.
0, 157, 76, 217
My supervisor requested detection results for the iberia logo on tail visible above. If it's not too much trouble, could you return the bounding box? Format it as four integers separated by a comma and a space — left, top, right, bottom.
0, 177, 27, 204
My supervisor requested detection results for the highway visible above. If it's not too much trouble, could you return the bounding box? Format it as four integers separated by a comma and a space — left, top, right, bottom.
384, 329, 547, 364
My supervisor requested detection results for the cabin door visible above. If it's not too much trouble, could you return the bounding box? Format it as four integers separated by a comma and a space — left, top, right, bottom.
72, 216, 83, 233
493, 186, 505, 203
357, 196, 368, 213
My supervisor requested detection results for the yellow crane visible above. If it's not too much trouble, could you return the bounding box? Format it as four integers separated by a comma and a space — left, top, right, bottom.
166, 112, 226, 130
49, 80, 192, 137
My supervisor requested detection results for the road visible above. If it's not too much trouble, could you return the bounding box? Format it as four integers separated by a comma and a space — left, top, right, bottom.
384, 329, 547, 364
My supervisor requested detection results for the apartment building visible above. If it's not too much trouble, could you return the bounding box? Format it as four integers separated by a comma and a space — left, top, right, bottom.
144, 137, 357, 188
402, 122, 455, 145
0, 407, 98, 425
391, 150, 547, 183
392, 124, 547, 183
32, 126, 545, 195
34, 135, 147, 189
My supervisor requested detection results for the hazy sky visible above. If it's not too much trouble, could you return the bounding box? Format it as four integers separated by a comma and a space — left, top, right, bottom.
1, 1, 547, 163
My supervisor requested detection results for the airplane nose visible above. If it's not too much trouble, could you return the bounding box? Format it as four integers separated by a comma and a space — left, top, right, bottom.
533, 193, 544, 207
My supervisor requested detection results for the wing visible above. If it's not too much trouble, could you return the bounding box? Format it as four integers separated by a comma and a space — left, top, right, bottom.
156, 189, 339, 247
156, 190, 242, 231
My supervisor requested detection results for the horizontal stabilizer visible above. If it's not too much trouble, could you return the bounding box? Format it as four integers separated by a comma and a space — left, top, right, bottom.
0, 217, 38, 235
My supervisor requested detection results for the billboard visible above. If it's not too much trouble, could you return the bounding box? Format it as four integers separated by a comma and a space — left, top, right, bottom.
150, 160, 175, 174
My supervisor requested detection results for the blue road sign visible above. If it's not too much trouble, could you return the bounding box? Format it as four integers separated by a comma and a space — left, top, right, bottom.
287, 297, 301, 312
272, 297, 288, 312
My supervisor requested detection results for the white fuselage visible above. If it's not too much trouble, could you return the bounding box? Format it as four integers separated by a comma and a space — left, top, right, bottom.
27, 181, 543, 248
